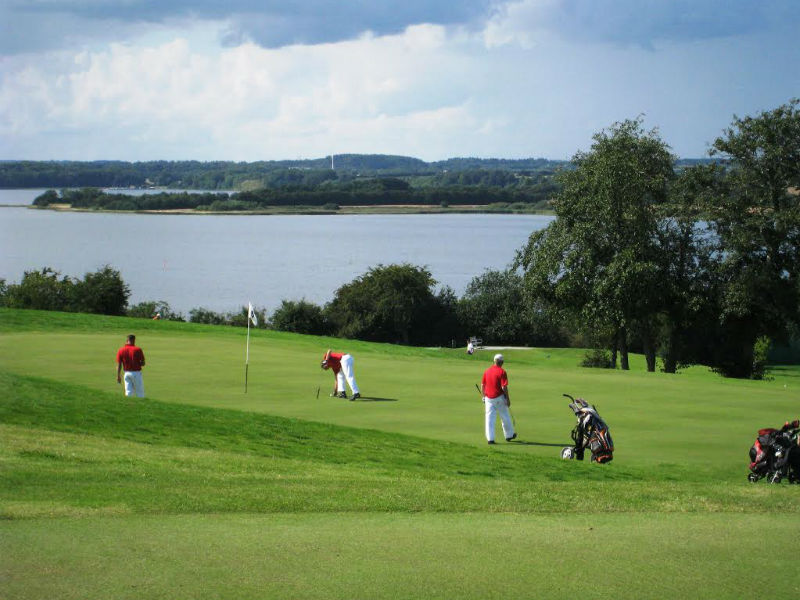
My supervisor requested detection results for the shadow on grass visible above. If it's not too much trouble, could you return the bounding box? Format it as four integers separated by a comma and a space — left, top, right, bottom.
511, 440, 570, 447
355, 396, 399, 402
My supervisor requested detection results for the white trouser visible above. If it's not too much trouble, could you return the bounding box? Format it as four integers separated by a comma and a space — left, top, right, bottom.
336, 354, 359, 394
123, 371, 145, 397
484, 395, 514, 442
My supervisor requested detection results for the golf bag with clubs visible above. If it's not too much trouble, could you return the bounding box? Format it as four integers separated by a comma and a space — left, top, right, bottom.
561, 394, 614, 464
747, 420, 800, 484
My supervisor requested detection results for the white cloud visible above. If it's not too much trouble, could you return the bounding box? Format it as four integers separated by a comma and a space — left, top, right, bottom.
1, 23, 506, 160
1, 3, 798, 161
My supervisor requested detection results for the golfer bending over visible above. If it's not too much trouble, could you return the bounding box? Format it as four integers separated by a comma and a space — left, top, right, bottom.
481, 353, 516, 444
116, 334, 146, 397
321, 349, 361, 400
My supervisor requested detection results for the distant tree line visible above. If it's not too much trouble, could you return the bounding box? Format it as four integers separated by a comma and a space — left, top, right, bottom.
31, 176, 558, 211
1, 155, 566, 190
0, 263, 567, 350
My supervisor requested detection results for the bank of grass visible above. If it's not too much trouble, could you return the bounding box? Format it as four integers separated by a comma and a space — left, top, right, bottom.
1, 308, 799, 599
3, 369, 796, 520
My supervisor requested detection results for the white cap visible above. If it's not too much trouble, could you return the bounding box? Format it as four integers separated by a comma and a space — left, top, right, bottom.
494, 353, 504, 362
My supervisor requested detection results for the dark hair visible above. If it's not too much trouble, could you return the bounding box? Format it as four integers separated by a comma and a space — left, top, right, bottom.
127, 334, 136, 343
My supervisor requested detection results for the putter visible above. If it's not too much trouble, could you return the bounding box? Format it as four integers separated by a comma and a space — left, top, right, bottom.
316, 386, 320, 399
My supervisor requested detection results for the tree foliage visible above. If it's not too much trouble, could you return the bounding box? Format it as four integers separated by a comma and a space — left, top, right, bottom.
1, 266, 129, 315
271, 300, 330, 335
517, 118, 674, 370
701, 99, 800, 377
127, 300, 184, 321
325, 264, 457, 345
458, 269, 566, 347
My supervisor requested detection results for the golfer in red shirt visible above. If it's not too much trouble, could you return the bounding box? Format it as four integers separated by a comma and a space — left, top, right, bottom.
321, 349, 361, 400
481, 353, 516, 444
116, 334, 146, 397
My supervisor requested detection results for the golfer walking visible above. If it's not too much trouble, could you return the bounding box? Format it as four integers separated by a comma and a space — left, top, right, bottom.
481, 353, 516, 444
116, 334, 146, 397
321, 349, 361, 400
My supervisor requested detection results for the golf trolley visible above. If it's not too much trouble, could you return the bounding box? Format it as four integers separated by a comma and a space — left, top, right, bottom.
747, 420, 800, 484
561, 394, 614, 464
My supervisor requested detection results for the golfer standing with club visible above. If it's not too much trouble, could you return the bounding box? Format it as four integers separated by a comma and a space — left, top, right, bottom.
481, 353, 516, 444
116, 334, 146, 397
321, 349, 361, 400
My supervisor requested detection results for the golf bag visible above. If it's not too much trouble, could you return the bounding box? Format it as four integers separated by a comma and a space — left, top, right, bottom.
561, 395, 614, 464
747, 420, 800, 484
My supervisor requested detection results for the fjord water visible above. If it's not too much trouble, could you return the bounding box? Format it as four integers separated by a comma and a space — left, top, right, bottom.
0, 190, 553, 313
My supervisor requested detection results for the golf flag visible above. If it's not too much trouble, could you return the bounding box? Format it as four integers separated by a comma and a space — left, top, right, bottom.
248, 302, 258, 327
245, 301, 257, 393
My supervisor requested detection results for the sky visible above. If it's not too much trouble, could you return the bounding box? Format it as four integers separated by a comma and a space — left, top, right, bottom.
0, 0, 798, 162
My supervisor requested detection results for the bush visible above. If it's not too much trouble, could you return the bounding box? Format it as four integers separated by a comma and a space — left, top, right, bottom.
32, 189, 59, 207
271, 300, 330, 335
581, 348, 612, 368
70, 265, 130, 315
128, 300, 184, 321
2, 268, 73, 311
751, 336, 772, 380
189, 308, 227, 325
325, 263, 458, 345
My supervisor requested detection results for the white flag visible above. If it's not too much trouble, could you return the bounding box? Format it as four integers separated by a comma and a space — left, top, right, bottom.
248, 302, 258, 326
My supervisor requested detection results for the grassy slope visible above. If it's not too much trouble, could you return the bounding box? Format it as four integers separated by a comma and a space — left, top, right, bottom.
1, 308, 799, 599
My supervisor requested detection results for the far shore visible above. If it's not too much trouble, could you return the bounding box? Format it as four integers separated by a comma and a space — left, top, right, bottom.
21, 203, 554, 216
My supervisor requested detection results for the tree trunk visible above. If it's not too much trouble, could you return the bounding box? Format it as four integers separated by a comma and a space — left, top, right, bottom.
619, 326, 629, 370
643, 335, 656, 372
663, 325, 678, 374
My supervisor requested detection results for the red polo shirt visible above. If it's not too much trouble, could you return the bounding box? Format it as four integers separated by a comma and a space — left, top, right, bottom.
482, 365, 508, 398
325, 352, 343, 374
117, 344, 145, 372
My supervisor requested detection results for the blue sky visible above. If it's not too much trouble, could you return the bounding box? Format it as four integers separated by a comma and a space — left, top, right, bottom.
1, 0, 797, 161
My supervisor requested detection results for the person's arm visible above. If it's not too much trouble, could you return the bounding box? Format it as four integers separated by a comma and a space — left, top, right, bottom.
116, 359, 122, 384
503, 384, 510, 406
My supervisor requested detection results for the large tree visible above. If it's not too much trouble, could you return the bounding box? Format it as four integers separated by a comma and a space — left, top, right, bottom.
703, 99, 800, 377
517, 118, 674, 370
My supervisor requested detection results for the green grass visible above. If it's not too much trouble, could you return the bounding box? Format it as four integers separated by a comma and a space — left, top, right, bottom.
1, 308, 799, 599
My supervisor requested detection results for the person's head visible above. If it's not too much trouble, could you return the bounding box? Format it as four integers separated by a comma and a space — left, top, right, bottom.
320, 359, 329, 370
493, 353, 504, 366
127, 334, 136, 345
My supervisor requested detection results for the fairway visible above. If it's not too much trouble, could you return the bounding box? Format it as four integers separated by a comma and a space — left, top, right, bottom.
1, 309, 799, 599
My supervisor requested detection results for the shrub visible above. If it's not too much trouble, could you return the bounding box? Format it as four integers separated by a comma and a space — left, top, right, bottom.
751, 336, 772, 380
32, 189, 59, 207
271, 300, 330, 335
581, 348, 612, 369
189, 308, 227, 325
128, 300, 184, 321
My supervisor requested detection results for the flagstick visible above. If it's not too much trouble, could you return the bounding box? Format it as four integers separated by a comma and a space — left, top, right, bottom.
245, 311, 250, 394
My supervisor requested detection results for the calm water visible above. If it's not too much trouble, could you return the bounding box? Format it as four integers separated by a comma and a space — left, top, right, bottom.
0, 190, 553, 314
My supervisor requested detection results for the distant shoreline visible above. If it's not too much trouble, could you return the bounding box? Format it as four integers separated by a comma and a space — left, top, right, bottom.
22, 203, 555, 216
